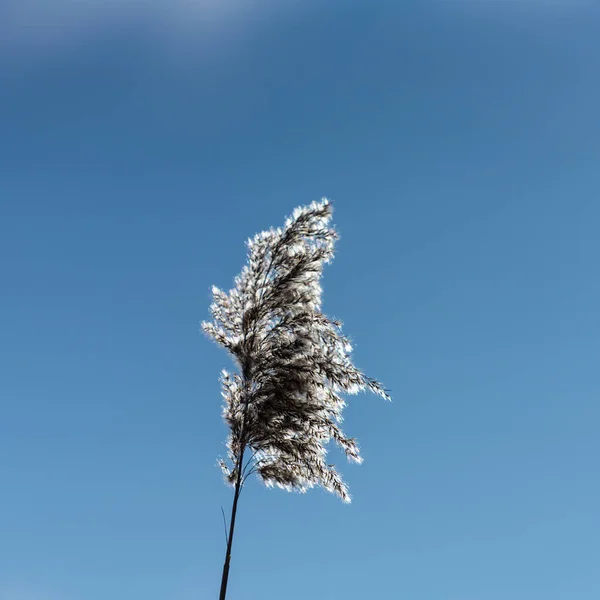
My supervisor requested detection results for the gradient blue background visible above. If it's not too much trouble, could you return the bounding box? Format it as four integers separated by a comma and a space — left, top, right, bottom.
1, 2, 599, 599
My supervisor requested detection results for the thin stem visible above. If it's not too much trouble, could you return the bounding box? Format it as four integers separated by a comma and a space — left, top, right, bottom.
220, 506, 229, 548
241, 459, 267, 487
218, 233, 287, 599
218, 444, 246, 600
241, 447, 262, 478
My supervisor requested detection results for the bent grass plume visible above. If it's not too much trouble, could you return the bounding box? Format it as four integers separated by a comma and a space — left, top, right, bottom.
202, 199, 390, 599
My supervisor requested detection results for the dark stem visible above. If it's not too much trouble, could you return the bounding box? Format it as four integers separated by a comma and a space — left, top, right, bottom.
220, 506, 229, 546
219, 251, 269, 600
218, 444, 246, 600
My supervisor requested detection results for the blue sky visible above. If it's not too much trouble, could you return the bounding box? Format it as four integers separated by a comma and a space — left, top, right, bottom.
1, 2, 599, 599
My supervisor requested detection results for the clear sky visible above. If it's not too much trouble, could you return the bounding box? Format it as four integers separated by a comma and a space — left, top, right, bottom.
1, 2, 599, 599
